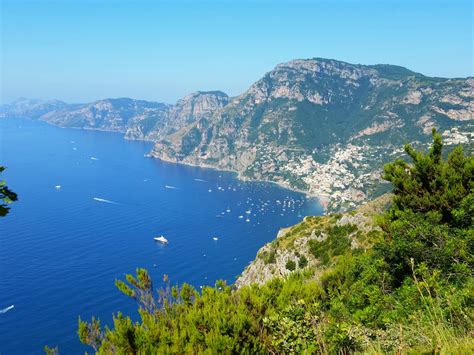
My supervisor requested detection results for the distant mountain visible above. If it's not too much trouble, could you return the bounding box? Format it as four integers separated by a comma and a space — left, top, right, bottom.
0, 93, 228, 140
41, 98, 170, 132
1, 58, 472, 211
0, 98, 67, 119
150, 58, 473, 211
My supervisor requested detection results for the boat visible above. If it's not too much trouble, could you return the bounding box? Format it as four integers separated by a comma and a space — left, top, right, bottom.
213, 237, 219, 241
154, 236, 168, 244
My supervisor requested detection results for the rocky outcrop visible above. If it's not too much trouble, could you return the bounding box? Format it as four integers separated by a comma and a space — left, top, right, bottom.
125, 91, 229, 141
235, 194, 392, 288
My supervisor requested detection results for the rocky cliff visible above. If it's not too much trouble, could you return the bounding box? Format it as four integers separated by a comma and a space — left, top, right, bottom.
235, 193, 392, 288
150, 58, 473, 211
125, 91, 229, 141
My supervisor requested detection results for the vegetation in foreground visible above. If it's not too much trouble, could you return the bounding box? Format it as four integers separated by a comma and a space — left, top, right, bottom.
0, 166, 17, 217
61, 131, 473, 353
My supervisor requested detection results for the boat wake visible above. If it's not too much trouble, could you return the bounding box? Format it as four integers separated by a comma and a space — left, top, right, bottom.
0, 305, 14, 314
165, 185, 179, 190
193, 178, 207, 182
93, 197, 121, 205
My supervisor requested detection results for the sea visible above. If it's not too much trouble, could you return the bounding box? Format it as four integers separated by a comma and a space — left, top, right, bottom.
0, 118, 323, 353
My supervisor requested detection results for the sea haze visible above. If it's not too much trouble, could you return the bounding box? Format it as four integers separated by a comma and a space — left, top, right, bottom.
0, 118, 323, 353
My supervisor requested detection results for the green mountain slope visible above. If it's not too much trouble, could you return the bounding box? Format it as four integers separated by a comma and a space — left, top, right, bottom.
150, 58, 473, 211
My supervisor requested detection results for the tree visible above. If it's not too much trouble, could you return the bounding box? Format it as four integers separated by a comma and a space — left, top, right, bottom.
380, 130, 473, 283
0, 166, 17, 217
382, 129, 473, 224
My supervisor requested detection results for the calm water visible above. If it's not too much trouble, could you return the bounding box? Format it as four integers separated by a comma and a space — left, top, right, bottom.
0, 118, 322, 353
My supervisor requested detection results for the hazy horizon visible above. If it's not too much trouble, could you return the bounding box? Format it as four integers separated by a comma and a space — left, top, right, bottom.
1, 0, 472, 104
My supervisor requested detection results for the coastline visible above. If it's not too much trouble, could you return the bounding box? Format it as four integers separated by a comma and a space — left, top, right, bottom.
5, 116, 327, 212
148, 150, 327, 213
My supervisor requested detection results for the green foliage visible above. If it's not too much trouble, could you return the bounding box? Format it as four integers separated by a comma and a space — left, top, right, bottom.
368, 64, 421, 80
285, 259, 296, 271
76, 134, 473, 354
380, 129, 473, 284
298, 255, 308, 268
260, 248, 277, 264
383, 129, 472, 224
180, 127, 202, 155
0, 166, 18, 217
263, 299, 320, 353
78, 317, 102, 352
308, 224, 355, 265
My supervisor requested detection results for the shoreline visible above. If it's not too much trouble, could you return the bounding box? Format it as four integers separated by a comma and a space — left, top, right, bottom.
5, 116, 327, 212
148, 151, 327, 213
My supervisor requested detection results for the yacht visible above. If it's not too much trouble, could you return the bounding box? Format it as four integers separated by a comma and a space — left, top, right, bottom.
154, 236, 168, 244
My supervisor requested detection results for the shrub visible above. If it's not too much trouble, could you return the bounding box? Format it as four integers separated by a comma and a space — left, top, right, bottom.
298, 255, 308, 268
308, 224, 354, 265
286, 259, 296, 271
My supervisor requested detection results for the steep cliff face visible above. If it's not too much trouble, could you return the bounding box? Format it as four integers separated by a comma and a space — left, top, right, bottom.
151, 58, 473, 211
125, 91, 229, 141
235, 194, 392, 288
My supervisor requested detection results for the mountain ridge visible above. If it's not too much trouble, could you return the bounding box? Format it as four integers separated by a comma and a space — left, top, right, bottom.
150, 58, 473, 210
2, 58, 472, 211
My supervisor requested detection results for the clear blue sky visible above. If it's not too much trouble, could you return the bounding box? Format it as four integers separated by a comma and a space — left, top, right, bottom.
1, 0, 472, 104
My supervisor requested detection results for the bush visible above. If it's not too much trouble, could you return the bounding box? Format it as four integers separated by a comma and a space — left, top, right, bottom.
308, 224, 354, 265
298, 255, 308, 268
285, 259, 296, 271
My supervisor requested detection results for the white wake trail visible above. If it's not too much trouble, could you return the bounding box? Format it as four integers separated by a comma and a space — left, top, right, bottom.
0, 305, 14, 314
93, 197, 121, 205
165, 185, 179, 190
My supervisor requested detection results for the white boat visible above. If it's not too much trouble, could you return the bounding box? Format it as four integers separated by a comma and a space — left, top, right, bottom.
154, 236, 168, 244
213, 237, 219, 241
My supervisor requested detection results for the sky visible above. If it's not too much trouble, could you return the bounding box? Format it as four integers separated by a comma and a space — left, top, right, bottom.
1, 0, 472, 104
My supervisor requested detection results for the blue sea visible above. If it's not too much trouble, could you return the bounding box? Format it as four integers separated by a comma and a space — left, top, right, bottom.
0, 118, 323, 353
